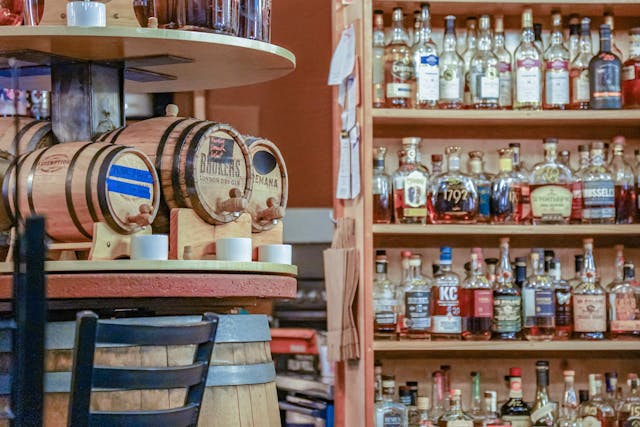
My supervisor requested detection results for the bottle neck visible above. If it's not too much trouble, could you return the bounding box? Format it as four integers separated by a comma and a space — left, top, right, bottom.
447, 153, 461, 172
579, 30, 592, 53
521, 25, 535, 43
439, 262, 452, 273
550, 23, 564, 46
472, 375, 481, 409
391, 14, 407, 44
469, 159, 483, 175
412, 263, 423, 281
420, 9, 432, 42
497, 244, 513, 286
443, 25, 457, 52
450, 394, 463, 413
375, 261, 388, 282
579, 152, 590, 168
544, 145, 558, 163
600, 34, 612, 53
536, 369, 550, 397
433, 375, 445, 409
582, 245, 597, 284
494, 31, 505, 48
465, 26, 477, 50
615, 250, 625, 281
478, 28, 492, 51
590, 149, 604, 166
499, 157, 513, 173
509, 376, 524, 399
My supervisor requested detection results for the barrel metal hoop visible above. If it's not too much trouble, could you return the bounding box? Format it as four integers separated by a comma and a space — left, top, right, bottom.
155, 117, 189, 175
10, 155, 31, 225
30, 121, 55, 150
85, 144, 118, 225
171, 120, 206, 209
65, 143, 96, 240
2, 161, 16, 226
99, 126, 126, 143
26, 146, 56, 241
10, 118, 41, 155
97, 146, 129, 233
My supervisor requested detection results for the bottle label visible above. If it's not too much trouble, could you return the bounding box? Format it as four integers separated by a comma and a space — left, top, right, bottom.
405, 291, 432, 330
572, 70, 590, 102
473, 289, 493, 318
623, 65, 636, 81
519, 184, 531, 221
581, 416, 602, 427
434, 179, 475, 216
609, 292, 640, 331
493, 294, 522, 332
503, 415, 532, 427
383, 413, 403, 427
555, 289, 573, 326
573, 294, 607, 332
417, 55, 440, 102
386, 82, 411, 98
593, 62, 621, 98
523, 287, 536, 318
478, 183, 491, 216
440, 68, 461, 100
373, 49, 385, 85
531, 403, 555, 423
545, 60, 570, 105
582, 180, 615, 220
535, 289, 555, 317
447, 420, 473, 427
404, 170, 428, 217
571, 181, 583, 220
516, 59, 541, 103
432, 284, 462, 333
391, 60, 413, 81
531, 185, 573, 221
374, 294, 398, 326
499, 67, 513, 107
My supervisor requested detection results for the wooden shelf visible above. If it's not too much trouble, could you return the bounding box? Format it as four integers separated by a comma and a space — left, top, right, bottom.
373, 224, 640, 248
0, 26, 296, 92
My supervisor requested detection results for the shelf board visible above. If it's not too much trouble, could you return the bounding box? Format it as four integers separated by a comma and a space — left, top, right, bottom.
0, 26, 295, 92
373, 224, 640, 248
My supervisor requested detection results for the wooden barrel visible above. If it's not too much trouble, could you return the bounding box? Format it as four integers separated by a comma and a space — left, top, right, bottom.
5, 142, 160, 242
99, 108, 253, 231
0, 151, 13, 231
0, 314, 281, 427
0, 116, 56, 156
244, 136, 288, 232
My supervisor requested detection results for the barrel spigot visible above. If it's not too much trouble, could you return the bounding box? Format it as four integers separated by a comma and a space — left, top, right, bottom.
126, 204, 153, 228
217, 188, 248, 217
257, 197, 284, 225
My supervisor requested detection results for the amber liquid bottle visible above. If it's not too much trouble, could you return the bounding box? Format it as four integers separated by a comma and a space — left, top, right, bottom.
373, 147, 393, 224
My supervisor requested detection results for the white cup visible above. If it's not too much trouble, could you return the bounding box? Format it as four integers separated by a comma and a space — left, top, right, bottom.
130, 234, 168, 260
258, 244, 292, 264
66, 1, 106, 27
216, 238, 253, 262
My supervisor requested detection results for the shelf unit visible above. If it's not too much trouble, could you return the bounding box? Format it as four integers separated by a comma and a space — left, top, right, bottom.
331, 1, 640, 426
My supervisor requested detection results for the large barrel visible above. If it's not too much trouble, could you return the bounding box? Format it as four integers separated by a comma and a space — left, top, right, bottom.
0, 116, 56, 155
0, 315, 281, 427
5, 142, 160, 242
245, 136, 288, 232
98, 108, 253, 232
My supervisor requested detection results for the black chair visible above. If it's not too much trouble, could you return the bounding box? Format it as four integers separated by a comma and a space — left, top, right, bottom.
67, 311, 219, 427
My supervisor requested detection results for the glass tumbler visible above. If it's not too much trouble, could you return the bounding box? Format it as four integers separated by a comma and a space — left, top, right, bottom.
211, 0, 238, 35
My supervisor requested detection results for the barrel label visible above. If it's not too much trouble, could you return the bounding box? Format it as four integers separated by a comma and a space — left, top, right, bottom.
38, 154, 70, 173
208, 134, 235, 164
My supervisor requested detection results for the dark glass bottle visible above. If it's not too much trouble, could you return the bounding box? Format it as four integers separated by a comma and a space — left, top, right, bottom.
589, 25, 622, 109
515, 257, 527, 288
501, 367, 532, 427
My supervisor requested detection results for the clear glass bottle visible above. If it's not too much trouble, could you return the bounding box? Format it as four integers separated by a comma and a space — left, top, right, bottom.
469, 372, 484, 421
567, 15, 581, 64
376, 379, 410, 427
397, 250, 414, 336
393, 137, 430, 224
570, 18, 592, 110
589, 24, 622, 109
385, 7, 413, 109
375, 361, 383, 402
604, 13, 624, 61
529, 138, 574, 224
618, 374, 640, 427
544, 12, 571, 109
568, 255, 584, 289
581, 142, 616, 224
409, 10, 421, 49
439, 16, 465, 109
468, 151, 492, 223
510, 142, 532, 222
610, 136, 637, 224
491, 148, 522, 224
493, 238, 522, 340
552, 258, 573, 340
373, 10, 387, 108
417, 397, 433, 427
573, 238, 607, 340
431, 146, 479, 224
534, 23, 544, 53
571, 144, 591, 223
461, 253, 493, 341
578, 374, 616, 427
523, 252, 555, 341
471, 15, 499, 109
432, 154, 444, 175
404, 254, 433, 339
374, 147, 393, 224
462, 17, 479, 108
438, 390, 474, 427
432, 371, 446, 420
501, 367, 532, 427
559, 150, 572, 171
374, 251, 399, 338
557, 370, 580, 427
432, 246, 462, 340
514, 8, 543, 110
531, 361, 555, 427
413, 3, 439, 109
483, 391, 507, 427
494, 15, 513, 109
622, 27, 640, 108
608, 261, 640, 339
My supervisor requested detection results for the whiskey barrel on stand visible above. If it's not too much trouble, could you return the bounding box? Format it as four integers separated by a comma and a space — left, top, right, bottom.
0, 117, 56, 156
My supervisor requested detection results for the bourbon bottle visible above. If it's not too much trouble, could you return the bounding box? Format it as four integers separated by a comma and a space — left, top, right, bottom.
572, 238, 607, 340
373, 251, 398, 338
432, 246, 462, 340
431, 146, 479, 224
373, 147, 393, 224
393, 137, 430, 224
622, 28, 640, 108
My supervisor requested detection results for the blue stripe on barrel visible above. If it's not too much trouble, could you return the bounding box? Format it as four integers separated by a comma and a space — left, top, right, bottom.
106, 179, 151, 199
108, 165, 155, 184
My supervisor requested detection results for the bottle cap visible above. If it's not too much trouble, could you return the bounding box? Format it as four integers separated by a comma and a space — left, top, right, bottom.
471, 371, 479, 377
402, 250, 413, 258
431, 154, 443, 162
440, 247, 453, 264
499, 237, 510, 245
485, 258, 498, 265
376, 249, 386, 256
392, 7, 403, 21
578, 144, 590, 153
451, 389, 462, 396
522, 8, 533, 28
612, 135, 625, 146
417, 396, 430, 410
374, 9, 384, 14
446, 146, 462, 155
495, 15, 504, 32
564, 370, 575, 377
406, 381, 418, 387
544, 249, 555, 258
510, 367, 522, 377
515, 256, 527, 264
580, 17, 591, 35
402, 137, 421, 147
536, 360, 549, 367
399, 386, 411, 396
468, 150, 484, 160
440, 364, 451, 371
543, 137, 559, 145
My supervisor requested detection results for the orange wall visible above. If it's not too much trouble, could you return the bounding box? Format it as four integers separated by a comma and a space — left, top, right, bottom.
194, 0, 334, 208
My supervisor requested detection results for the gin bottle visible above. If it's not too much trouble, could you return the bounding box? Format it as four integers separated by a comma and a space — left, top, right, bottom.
468, 151, 491, 223
494, 15, 513, 109
438, 390, 474, 427
404, 254, 433, 339
461, 253, 493, 341
431, 146, 479, 224
610, 136, 637, 224
385, 7, 413, 108
432, 247, 462, 340
373, 251, 398, 338
581, 142, 615, 224
544, 12, 570, 109
393, 137, 430, 224
523, 252, 555, 341
373, 147, 393, 224
514, 8, 543, 110
573, 238, 607, 340
413, 3, 439, 109
570, 18, 593, 110
470, 15, 499, 109
493, 238, 522, 340
439, 16, 465, 109
373, 10, 386, 108
376, 379, 409, 427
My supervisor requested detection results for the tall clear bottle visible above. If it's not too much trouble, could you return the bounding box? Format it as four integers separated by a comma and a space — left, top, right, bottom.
510, 143, 532, 222
567, 15, 581, 63
570, 18, 593, 110
468, 151, 492, 223
385, 8, 413, 108
373, 147, 393, 224
469, 372, 484, 421
398, 250, 413, 336
544, 12, 571, 109
493, 238, 522, 340
573, 238, 607, 340
531, 361, 555, 427
404, 254, 433, 339
431, 146, 479, 224
413, 3, 439, 109
373, 251, 399, 338
513, 8, 543, 110
610, 136, 637, 224
432, 246, 462, 340
522, 252, 555, 341
462, 17, 478, 108
438, 390, 474, 427
461, 252, 493, 340
432, 371, 447, 420
393, 137, 430, 225
557, 370, 580, 427
373, 10, 386, 108
494, 15, 513, 109
439, 16, 465, 109
581, 142, 616, 224
578, 374, 616, 427
376, 379, 410, 427
470, 15, 499, 109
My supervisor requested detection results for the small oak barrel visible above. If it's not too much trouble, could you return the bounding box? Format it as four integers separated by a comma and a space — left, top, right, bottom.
0, 315, 281, 427
0, 116, 56, 155
0, 150, 13, 231
244, 136, 288, 232
98, 105, 253, 232
4, 142, 160, 242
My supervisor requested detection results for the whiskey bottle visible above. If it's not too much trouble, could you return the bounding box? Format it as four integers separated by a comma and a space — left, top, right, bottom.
398, 250, 414, 335
567, 15, 581, 65
622, 28, 640, 108
431, 146, 479, 224
438, 390, 474, 427
531, 361, 555, 427
376, 379, 410, 427
522, 252, 555, 341
373, 10, 386, 108
608, 261, 640, 339
468, 151, 491, 223
374, 251, 399, 338
491, 148, 522, 224
568, 255, 584, 289
589, 25, 622, 110
514, 9, 543, 110
413, 3, 439, 109
510, 143, 531, 222
529, 138, 574, 224
571, 144, 590, 223
439, 16, 465, 109
610, 136, 637, 224
404, 254, 433, 339
618, 374, 640, 427
570, 18, 592, 110
603, 13, 625, 61
470, 15, 499, 109
462, 17, 479, 108
573, 238, 607, 340
461, 252, 493, 341
493, 238, 522, 340
581, 142, 615, 224
494, 16, 513, 109
501, 367, 532, 427
557, 370, 580, 427
393, 137, 430, 224
385, 7, 413, 108
373, 147, 393, 224
432, 247, 462, 340
552, 258, 573, 340
544, 12, 571, 109
578, 374, 616, 427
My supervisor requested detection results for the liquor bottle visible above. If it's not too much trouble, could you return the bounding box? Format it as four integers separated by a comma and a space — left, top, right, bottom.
529, 138, 574, 224
432, 154, 444, 175
557, 370, 580, 427
604, 373, 620, 411
398, 250, 414, 336
438, 390, 474, 427
589, 25, 622, 109
374, 147, 393, 224
461, 253, 493, 341
493, 238, 522, 340
559, 150, 572, 171
470, 15, 499, 109
543, 250, 555, 275
439, 16, 465, 109
552, 259, 573, 339
400, 386, 413, 407
432, 247, 462, 340
581, 142, 615, 224
531, 361, 555, 427
491, 148, 522, 224
544, 12, 571, 109
514, 9, 543, 110
431, 146, 479, 224
468, 151, 492, 223
416, 397, 433, 427
433, 371, 446, 420
470, 372, 484, 421
462, 17, 478, 108
385, 8, 413, 109
501, 367, 532, 427
571, 144, 590, 223
404, 254, 433, 339
493, 16, 513, 110
374, 251, 399, 338
608, 261, 640, 339
409, 10, 421, 48
578, 374, 616, 427
393, 137, 430, 224
603, 13, 624, 61
567, 15, 581, 64
618, 374, 640, 427
534, 23, 544, 53
510, 143, 531, 222
570, 18, 593, 110
573, 238, 607, 340
373, 10, 386, 108
610, 136, 638, 223
483, 391, 507, 427
522, 252, 555, 341
407, 381, 419, 408
486, 258, 498, 286
376, 379, 409, 427
568, 255, 584, 288
622, 28, 640, 108
515, 257, 527, 289
375, 361, 384, 402
413, 4, 439, 109
580, 391, 590, 405
441, 365, 452, 410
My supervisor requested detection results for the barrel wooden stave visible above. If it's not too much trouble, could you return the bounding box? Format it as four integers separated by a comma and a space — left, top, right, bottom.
0, 117, 56, 156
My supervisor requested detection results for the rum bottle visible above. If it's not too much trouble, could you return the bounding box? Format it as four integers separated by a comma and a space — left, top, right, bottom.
376, 379, 409, 427
570, 18, 592, 110
413, 3, 439, 109
618, 374, 640, 427
393, 137, 429, 224
432, 246, 462, 340
462, 17, 478, 108
470, 15, 499, 109
404, 254, 433, 339
491, 148, 522, 224
522, 252, 555, 341
608, 261, 640, 339
544, 12, 571, 110
468, 151, 492, 223
373, 251, 398, 338
431, 146, 479, 224
578, 374, 616, 427
493, 238, 522, 340
573, 238, 607, 340
589, 24, 622, 110
373, 10, 386, 108
494, 16, 513, 109
500, 368, 532, 427
461, 252, 493, 341
385, 7, 413, 108
552, 259, 573, 340
610, 136, 637, 224
531, 361, 555, 427
373, 147, 393, 224
582, 142, 615, 224
438, 390, 474, 427
622, 28, 640, 108
514, 8, 543, 110
439, 16, 465, 109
